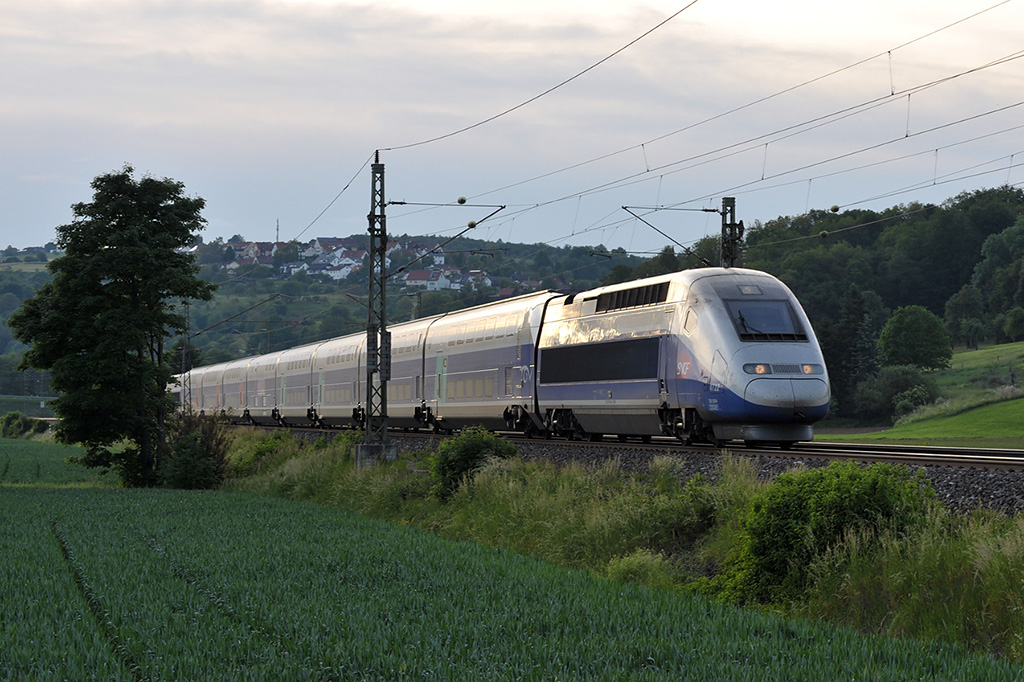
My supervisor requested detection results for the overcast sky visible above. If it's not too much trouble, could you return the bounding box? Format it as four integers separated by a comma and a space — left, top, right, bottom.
3, 0, 1022, 255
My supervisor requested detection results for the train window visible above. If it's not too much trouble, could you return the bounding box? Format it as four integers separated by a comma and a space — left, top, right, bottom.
724, 299, 807, 341
683, 309, 698, 335
541, 338, 659, 383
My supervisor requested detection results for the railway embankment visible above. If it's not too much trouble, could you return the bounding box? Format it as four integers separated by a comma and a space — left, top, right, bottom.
382, 434, 1024, 515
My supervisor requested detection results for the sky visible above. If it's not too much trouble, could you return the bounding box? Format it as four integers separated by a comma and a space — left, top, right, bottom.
3, 0, 1023, 256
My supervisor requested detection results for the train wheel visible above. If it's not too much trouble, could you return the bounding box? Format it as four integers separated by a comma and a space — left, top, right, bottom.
588, 433, 603, 442
779, 441, 795, 450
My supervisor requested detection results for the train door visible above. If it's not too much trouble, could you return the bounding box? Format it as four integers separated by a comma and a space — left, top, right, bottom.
707, 350, 727, 414
435, 353, 447, 408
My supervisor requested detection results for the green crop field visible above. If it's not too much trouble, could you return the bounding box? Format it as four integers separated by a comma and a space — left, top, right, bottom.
3, 439, 1022, 680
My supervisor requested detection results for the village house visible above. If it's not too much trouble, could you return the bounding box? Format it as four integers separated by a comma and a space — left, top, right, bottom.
403, 269, 451, 291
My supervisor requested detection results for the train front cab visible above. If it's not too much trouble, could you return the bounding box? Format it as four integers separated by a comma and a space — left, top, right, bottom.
672, 270, 830, 447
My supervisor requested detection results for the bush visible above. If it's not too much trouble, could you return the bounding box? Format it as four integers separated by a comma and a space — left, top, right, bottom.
1, 411, 37, 438
161, 413, 230, 489
606, 550, 679, 590
227, 430, 299, 478
428, 426, 518, 500
710, 461, 935, 605
852, 365, 940, 422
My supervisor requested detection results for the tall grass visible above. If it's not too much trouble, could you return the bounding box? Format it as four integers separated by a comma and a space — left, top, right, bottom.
802, 507, 1024, 661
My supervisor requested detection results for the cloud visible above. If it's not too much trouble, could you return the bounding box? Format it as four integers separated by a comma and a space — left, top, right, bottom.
1, 0, 1022, 252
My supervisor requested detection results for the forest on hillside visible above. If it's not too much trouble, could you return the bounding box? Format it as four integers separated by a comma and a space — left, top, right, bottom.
2, 185, 1023, 421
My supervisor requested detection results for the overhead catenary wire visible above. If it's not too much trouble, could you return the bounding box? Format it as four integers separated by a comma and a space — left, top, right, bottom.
291, 2, 1018, 269
384, 45, 1024, 252
203, 0, 1019, 349
459, 0, 1014, 202
379, 2, 702, 152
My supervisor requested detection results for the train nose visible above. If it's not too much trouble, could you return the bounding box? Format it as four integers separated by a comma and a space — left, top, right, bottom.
744, 378, 829, 419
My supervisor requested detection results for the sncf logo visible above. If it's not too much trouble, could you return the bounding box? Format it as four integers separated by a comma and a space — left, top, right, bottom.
676, 352, 693, 379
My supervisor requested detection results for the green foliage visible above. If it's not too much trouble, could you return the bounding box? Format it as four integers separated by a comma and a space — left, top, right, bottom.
802, 507, 1024, 662
1, 410, 41, 438
160, 413, 230, 489
879, 305, 952, 370
428, 425, 517, 500
818, 285, 887, 415
709, 462, 935, 605
605, 550, 679, 590
7, 165, 215, 486
226, 429, 300, 478
944, 284, 987, 348
1003, 306, 1024, 342
851, 365, 940, 423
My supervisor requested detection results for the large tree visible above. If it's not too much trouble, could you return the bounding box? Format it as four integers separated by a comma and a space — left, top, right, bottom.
878, 305, 952, 371
9, 165, 215, 485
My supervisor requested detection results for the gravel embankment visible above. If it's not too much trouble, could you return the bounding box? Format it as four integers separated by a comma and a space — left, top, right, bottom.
387, 435, 1024, 515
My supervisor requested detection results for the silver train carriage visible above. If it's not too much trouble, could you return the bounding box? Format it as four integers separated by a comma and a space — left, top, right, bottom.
173, 267, 830, 447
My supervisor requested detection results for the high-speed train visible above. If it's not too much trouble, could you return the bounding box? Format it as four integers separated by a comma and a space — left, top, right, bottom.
175, 267, 830, 447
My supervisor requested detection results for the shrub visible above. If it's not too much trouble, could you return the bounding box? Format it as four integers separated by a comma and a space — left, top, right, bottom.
227, 430, 299, 477
429, 425, 517, 500
161, 413, 230, 489
852, 365, 940, 422
606, 550, 679, 590
710, 461, 935, 605
1, 411, 36, 438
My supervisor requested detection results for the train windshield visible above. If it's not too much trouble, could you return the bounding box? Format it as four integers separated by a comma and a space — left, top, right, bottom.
724, 299, 807, 342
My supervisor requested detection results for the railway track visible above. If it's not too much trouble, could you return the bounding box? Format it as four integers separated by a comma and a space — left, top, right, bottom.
264, 424, 1024, 472
788, 441, 1024, 471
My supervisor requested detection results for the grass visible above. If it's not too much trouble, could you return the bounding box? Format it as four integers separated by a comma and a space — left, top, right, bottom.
6, 437, 1024, 679
938, 342, 1024, 402
819, 398, 1024, 448
818, 341, 1024, 448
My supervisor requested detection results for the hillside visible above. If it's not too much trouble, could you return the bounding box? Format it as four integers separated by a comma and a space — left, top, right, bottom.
820, 341, 1024, 448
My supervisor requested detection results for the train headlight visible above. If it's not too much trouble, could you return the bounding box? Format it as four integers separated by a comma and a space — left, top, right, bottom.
802, 364, 824, 375
743, 363, 772, 375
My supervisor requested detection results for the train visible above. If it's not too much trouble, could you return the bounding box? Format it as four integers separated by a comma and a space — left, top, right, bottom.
173, 267, 830, 448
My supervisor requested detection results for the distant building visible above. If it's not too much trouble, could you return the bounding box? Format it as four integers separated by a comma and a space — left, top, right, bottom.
403, 269, 451, 291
